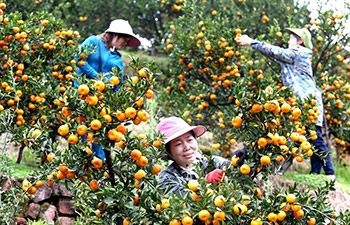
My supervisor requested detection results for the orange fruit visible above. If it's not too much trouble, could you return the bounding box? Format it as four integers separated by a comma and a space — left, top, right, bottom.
107, 129, 118, 141
293, 209, 304, 219
136, 156, 148, 167
125, 107, 136, 118
231, 156, 240, 167
35, 180, 44, 189
135, 97, 144, 108
47, 153, 55, 162
77, 125, 88, 136
280, 202, 291, 212
198, 210, 210, 221
267, 212, 278, 222
27, 186, 37, 195
78, 84, 89, 95
138, 68, 147, 77
57, 171, 66, 180
116, 125, 127, 134
110, 76, 120, 85
100, 107, 110, 117
250, 103, 263, 113
134, 169, 146, 180
182, 216, 193, 225
66, 170, 76, 179
58, 164, 68, 173
240, 164, 251, 174
91, 157, 103, 169
89, 180, 99, 191
281, 103, 291, 113
296, 156, 304, 162
114, 131, 123, 142
153, 140, 162, 148
257, 137, 267, 147
41, 19, 49, 26
213, 211, 225, 221
90, 119, 102, 130
260, 155, 271, 165
152, 164, 162, 174
254, 187, 262, 198
308, 218, 316, 225
292, 107, 301, 117
277, 211, 286, 221
233, 203, 247, 215
86, 95, 98, 106
145, 89, 154, 99
300, 141, 311, 151
290, 132, 300, 142
130, 149, 142, 160
93, 80, 105, 92
188, 180, 199, 191
116, 111, 126, 121
67, 134, 78, 144
214, 195, 226, 207
58, 124, 69, 136
169, 219, 181, 225
286, 194, 296, 203
232, 116, 242, 128
161, 198, 170, 209
291, 204, 301, 212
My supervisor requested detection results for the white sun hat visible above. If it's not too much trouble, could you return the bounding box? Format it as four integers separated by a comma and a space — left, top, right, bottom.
105, 19, 141, 47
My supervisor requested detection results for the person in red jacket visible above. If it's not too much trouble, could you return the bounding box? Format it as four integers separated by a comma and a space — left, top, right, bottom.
156, 116, 246, 195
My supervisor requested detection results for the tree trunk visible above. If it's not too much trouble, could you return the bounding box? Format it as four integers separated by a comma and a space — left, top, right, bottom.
323, 114, 333, 157
16, 145, 25, 164
103, 149, 116, 186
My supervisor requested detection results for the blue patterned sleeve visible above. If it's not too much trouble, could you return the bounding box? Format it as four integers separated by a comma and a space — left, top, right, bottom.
250, 40, 296, 64
78, 36, 99, 78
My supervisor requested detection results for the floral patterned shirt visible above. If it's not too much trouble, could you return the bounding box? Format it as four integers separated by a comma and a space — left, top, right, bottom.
251, 40, 323, 126
157, 156, 229, 195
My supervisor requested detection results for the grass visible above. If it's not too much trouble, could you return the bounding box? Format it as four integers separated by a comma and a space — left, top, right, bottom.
7, 159, 39, 178
1, 147, 40, 179
283, 160, 350, 194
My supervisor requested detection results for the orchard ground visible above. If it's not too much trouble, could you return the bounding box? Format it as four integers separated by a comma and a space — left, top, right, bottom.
2, 124, 350, 215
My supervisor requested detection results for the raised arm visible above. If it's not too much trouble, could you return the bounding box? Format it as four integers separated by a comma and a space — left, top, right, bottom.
237, 35, 296, 64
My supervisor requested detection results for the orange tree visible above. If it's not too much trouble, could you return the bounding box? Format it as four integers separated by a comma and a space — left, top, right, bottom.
0, 3, 81, 163
2, 0, 350, 225
308, 8, 350, 160
7, 0, 185, 52
0, 2, 80, 222
0, 2, 163, 224
154, 0, 350, 224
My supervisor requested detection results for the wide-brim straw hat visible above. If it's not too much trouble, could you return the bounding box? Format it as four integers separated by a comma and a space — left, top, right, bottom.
286, 27, 313, 49
156, 117, 207, 144
105, 19, 141, 47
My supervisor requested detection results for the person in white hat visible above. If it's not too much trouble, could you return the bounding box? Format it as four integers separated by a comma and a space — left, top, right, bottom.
156, 116, 247, 195
237, 28, 336, 181
74, 19, 141, 159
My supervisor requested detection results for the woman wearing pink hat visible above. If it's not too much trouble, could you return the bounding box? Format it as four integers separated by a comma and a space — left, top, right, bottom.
156, 117, 246, 195
74, 19, 141, 159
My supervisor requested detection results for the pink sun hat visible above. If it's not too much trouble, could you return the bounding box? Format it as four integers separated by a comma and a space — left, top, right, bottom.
156, 117, 207, 144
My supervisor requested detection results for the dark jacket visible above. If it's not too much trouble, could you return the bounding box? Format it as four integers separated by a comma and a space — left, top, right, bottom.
157, 155, 229, 195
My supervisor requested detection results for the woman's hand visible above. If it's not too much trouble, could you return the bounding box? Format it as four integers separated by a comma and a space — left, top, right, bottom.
232, 149, 247, 166
236, 35, 253, 46
205, 169, 223, 184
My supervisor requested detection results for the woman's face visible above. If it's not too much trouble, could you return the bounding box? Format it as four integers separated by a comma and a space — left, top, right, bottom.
288, 34, 303, 48
113, 35, 131, 50
169, 131, 199, 168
